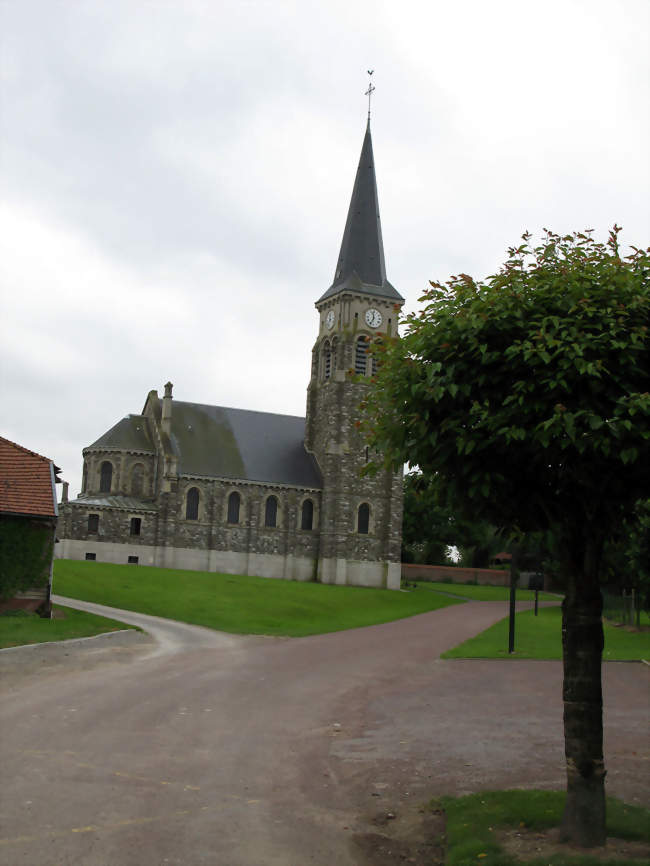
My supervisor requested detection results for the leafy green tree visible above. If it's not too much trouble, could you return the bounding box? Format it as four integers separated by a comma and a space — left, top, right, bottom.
455, 520, 504, 569
401, 472, 506, 566
601, 499, 650, 610
361, 228, 649, 847
401, 472, 456, 564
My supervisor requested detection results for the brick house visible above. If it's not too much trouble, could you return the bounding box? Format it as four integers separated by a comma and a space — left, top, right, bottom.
57, 121, 405, 589
0, 437, 61, 616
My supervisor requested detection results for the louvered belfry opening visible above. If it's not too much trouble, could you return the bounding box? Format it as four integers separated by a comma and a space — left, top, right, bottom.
324, 341, 331, 379
355, 337, 368, 375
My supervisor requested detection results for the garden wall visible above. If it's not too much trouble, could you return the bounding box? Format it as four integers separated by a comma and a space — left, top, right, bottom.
401, 562, 510, 586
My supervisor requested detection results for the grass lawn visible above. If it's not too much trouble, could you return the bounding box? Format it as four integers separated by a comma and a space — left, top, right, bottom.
442, 606, 650, 661
0, 605, 137, 649
440, 790, 649, 866
53, 560, 463, 637
415, 581, 560, 602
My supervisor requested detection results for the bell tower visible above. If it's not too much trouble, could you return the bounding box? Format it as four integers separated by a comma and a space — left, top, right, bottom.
305, 119, 405, 589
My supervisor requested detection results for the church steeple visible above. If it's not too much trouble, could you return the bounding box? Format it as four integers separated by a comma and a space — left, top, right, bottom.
318, 122, 403, 303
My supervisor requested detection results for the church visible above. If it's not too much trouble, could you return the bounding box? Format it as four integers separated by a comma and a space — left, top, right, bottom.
56, 120, 405, 589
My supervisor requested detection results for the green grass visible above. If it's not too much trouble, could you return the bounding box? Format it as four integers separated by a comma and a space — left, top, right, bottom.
53, 560, 463, 637
442, 606, 650, 661
0, 605, 137, 649
416, 581, 560, 602
440, 790, 649, 866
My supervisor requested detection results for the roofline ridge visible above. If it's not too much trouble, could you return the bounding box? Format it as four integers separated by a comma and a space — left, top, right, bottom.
0, 435, 52, 464
173, 401, 307, 422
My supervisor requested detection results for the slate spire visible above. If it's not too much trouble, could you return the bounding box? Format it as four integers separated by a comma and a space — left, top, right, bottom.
319, 121, 403, 303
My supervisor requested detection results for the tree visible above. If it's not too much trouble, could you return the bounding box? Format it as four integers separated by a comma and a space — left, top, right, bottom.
455, 519, 504, 569
361, 228, 649, 847
401, 472, 455, 564
401, 471, 508, 566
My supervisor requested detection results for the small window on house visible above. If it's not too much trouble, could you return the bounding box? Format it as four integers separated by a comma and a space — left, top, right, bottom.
355, 337, 368, 375
130, 517, 141, 536
227, 491, 240, 524
88, 514, 99, 533
323, 341, 331, 380
131, 463, 144, 497
301, 499, 314, 531
358, 503, 370, 535
265, 495, 278, 528
99, 461, 113, 493
85, 552, 96, 561
186, 487, 199, 520
128, 555, 139, 564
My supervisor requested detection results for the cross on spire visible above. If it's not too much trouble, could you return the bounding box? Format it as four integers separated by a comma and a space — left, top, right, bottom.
365, 70, 375, 120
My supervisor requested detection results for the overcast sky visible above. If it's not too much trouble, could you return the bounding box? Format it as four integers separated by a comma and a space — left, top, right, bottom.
1, 0, 648, 499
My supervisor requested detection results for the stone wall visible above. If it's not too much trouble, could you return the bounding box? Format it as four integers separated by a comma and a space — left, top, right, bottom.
57, 537, 317, 580
401, 562, 510, 586
57, 476, 322, 580
306, 361, 403, 569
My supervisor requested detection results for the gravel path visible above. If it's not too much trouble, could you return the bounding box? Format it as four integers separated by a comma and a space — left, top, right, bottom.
1, 596, 647, 865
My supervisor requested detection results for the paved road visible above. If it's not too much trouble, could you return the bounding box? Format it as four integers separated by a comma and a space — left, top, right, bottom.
1, 597, 647, 865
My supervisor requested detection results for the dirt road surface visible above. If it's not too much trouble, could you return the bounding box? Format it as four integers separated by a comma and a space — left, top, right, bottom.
1, 596, 647, 865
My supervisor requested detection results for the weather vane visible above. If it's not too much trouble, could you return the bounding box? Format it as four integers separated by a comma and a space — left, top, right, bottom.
365, 70, 375, 119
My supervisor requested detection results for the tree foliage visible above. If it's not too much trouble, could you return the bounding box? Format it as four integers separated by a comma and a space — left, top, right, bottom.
401, 472, 454, 564
363, 227, 649, 531
402, 472, 505, 567
361, 228, 649, 847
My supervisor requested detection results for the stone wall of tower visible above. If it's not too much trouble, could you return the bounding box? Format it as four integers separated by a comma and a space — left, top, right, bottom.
305, 326, 403, 587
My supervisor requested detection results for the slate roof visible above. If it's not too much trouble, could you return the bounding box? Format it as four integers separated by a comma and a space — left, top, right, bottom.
318, 122, 403, 305
170, 403, 322, 488
87, 415, 154, 452
0, 436, 58, 518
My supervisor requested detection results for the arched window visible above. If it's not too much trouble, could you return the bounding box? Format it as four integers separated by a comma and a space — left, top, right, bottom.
99, 461, 113, 493
355, 337, 368, 375
82, 461, 88, 493
357, 502, 370, 535
186, 487, 199, 520
131, 463, 144, 496
265, 495, 278, 528
227, 491, 240, 524
301, 499, 314, 531
323, 341, 331, 380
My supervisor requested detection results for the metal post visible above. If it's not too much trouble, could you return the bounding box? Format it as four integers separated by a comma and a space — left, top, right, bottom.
534, 588, 539, 616
508, 545, 520, 654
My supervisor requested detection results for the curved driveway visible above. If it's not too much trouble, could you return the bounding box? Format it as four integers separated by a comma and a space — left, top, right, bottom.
0, 596, 647, 865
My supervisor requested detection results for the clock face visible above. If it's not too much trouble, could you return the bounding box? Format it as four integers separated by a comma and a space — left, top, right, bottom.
326, 310, 335, 330
365, 308, 383, 328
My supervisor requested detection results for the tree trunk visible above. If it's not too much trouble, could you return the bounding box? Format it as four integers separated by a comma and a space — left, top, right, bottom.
559, 540, 606, 846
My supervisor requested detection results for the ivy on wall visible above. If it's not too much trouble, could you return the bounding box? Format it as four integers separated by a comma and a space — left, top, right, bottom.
0, 516, 54, 600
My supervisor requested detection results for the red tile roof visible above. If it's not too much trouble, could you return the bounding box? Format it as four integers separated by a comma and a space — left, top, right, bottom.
0, 436, 58, 518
